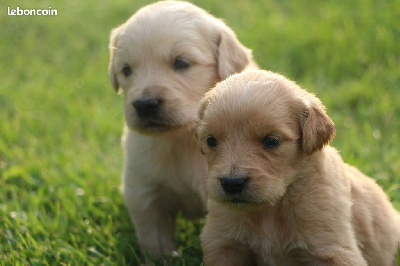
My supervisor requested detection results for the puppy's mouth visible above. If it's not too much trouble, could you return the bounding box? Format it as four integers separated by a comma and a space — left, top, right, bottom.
216, 197, 268, 210
143, 121, 171, 129
132, 120, 192, 134
216, 194, 253, 205
214, 192, 267, 207
230, 197, 250, 204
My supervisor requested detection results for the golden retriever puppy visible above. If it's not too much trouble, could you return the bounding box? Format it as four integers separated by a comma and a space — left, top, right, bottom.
108, 0, 257, 258
196, 70, 400, 265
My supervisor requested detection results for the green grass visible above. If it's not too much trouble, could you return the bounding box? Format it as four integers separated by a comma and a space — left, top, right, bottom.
1, 0, 399, 264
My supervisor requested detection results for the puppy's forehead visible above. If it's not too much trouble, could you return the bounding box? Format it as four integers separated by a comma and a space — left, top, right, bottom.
203, 71, 302, 136
117, 2, 218, 61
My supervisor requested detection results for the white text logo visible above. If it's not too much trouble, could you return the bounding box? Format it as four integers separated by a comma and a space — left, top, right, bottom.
8, 7, 58, 16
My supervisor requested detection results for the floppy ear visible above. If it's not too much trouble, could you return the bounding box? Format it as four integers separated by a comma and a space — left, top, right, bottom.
216, 25, 253, 80
194, 92, 211, 143
108, 27, 121, 93
198, 91, 212, 121
300, 98, 335, 155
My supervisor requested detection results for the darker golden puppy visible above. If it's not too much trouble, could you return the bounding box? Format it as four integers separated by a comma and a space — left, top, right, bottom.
196, 70, 400, 265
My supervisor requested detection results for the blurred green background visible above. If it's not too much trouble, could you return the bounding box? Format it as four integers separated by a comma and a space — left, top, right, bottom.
1, 0, 399, 264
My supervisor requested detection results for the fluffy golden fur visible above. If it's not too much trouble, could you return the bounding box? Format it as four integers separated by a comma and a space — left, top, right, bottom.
108, 0, 257, 258
196, 70, 400, 265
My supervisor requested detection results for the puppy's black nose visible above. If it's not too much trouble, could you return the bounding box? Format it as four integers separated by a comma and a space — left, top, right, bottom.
133, 98, 161, 117
220, 177, 248, 194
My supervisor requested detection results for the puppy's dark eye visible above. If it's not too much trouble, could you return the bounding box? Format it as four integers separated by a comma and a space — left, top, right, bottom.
122, 64, 132, 77
173, 58, 191, 70
206, 135, 218, 148
262, 136, 281, 149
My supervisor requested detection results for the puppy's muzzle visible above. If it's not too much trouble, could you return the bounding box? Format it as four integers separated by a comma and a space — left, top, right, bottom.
220, 176, 248, 194
133, 98, 162, 118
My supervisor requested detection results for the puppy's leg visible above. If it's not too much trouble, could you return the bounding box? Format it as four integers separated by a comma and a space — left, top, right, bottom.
124, 186, 176, 258
311, 247, 367, 266
202, 241, 256, 266
201, 225, 256, 266
306, 232, 367, 265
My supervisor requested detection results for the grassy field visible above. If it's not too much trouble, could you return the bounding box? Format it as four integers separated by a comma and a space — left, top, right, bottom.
1, 0, 399, 264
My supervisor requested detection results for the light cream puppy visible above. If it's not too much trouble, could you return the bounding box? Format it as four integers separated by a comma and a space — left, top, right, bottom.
108, 0, 257, 258
196, 70, 400, 265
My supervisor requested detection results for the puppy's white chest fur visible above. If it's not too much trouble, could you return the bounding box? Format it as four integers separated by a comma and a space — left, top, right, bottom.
122, 127, 207, 218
